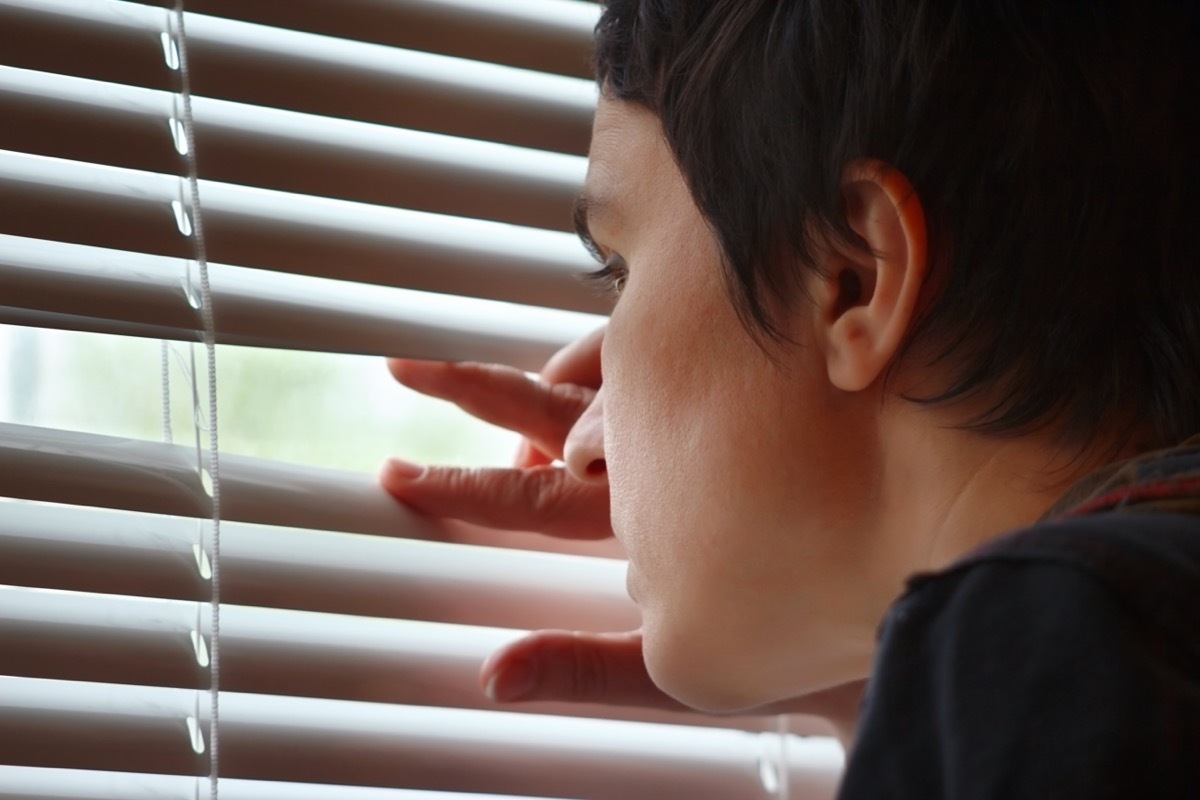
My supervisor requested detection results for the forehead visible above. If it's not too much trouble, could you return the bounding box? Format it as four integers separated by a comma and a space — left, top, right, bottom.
583, 97, 673, 206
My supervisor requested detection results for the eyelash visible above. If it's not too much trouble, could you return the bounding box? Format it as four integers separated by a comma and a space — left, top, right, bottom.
584, 255, 628, 297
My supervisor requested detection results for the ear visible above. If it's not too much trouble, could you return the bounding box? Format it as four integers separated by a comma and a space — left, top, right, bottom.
809, 159, 928, 392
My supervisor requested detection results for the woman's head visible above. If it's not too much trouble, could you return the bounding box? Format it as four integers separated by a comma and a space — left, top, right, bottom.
565, 0, 1200, 712
571, 97, 931, 711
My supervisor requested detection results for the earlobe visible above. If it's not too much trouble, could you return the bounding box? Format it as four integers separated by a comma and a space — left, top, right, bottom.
818, 160, 927, 393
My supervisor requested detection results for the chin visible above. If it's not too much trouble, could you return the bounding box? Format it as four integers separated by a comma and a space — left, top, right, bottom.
642, 613, 861, 715
649, 662, 766, 715
641, 622, 772, 714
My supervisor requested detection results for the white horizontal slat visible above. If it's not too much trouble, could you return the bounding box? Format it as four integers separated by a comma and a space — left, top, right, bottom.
0, 63, 169, 121
0, 678, 845, 800
0, 585, 516, 706
0, 678, 206, 776
0, 150, 604, 314
147, 0, 599, 78
0, 422, 597, 547
0, 501, 632, 630
0, 587, 579, 692
0, 0, 596, 153
0, 424, 210, 520
0, 235, 605, 370
0, 64, 586, 230
0, 766, 571, 800
0, 584, 518, 668
0, 231, 205, 335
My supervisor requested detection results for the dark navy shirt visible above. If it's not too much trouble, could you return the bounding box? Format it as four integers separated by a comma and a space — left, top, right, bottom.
839, 438, 1200, 799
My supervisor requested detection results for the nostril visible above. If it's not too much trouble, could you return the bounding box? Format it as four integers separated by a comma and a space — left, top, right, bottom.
586, 459, 607, 477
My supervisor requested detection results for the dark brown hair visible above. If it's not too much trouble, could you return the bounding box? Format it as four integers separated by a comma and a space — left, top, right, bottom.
594, 0, 1200, 447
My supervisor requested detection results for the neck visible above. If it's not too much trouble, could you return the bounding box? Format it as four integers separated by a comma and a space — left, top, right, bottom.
819, 405, 1135, 751
885, 413, 1121, 574
846, 409, 1111, 623
777, 680, 865, 751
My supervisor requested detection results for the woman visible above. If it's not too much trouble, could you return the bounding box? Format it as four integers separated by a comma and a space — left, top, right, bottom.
383, 1, 1200, 795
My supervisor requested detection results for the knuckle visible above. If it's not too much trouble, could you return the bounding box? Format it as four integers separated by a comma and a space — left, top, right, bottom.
545, 381, 593, 422
442, 466, 536, 527
542, 326, 605, 383
459, 363, 533, 410
470, 361, 521, 387
434, 466, 490, 500
460, 361, 500, 384
518, 468, 577, 527
518, 469, 558, 515
568, 637, 609, 700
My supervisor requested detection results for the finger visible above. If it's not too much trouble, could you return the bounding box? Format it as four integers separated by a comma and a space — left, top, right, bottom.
481, 628, 865, 725
388, 359, 594, 460
481, 629, 688, 711
512, 325, 605, 466
380, 461, 612, 540
540, 325, 605, 387
514, 438, 555, 469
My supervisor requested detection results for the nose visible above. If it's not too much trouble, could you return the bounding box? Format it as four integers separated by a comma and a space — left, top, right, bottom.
563, 385, 607, 484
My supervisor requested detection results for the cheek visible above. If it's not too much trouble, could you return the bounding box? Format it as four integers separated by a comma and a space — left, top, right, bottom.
601, 267, 874, 670
602, 307, 693, 556
601, 268, 712, 550
602, 278, 775, 582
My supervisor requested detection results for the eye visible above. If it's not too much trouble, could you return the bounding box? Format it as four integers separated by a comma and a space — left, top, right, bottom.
583, 253, 629, 297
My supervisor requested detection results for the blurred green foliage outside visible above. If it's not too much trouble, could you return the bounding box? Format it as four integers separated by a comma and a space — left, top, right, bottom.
1, 325, 518, 473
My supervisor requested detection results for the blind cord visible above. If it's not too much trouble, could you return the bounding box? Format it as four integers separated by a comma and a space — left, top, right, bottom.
160, 340, 173, 443
168, 5, 222, 797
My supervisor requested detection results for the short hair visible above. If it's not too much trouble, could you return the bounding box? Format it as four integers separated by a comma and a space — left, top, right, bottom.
594, 0, 1200, 448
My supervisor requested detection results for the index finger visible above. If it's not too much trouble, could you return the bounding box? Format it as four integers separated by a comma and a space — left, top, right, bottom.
389, 359, 594, 461
540, 325, 605, 387
517, 325, 606, 467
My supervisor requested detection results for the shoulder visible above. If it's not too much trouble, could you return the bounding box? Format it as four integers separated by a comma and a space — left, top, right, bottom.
902, 509, 1200, 665
840, 512, 1200, 800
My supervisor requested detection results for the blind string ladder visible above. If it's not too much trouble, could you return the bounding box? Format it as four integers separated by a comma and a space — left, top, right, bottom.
165, 5, 223, 797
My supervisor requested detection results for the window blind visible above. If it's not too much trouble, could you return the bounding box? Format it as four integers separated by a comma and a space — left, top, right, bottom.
0, 1, 846, 798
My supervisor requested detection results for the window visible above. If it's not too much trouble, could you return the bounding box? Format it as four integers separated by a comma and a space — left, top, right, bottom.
0, 1, 843, 797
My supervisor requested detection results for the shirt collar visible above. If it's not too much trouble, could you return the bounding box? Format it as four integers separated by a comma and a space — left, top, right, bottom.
1043, 434, 1200, 519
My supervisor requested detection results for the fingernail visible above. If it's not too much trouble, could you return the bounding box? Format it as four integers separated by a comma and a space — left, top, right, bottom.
385, 458, 425, 480
485, 658, 537, 703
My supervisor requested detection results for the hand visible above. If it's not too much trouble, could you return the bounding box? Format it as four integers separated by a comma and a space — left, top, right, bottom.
381, 326, 610, 540
513, 325, 604, 468
381, 326, 862, 738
